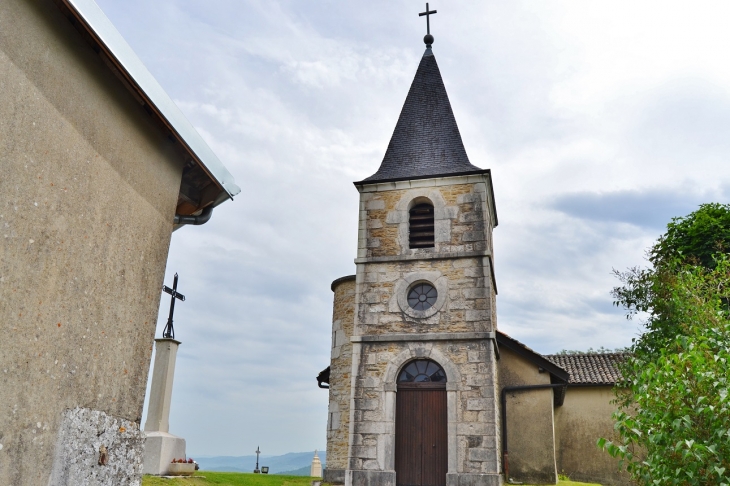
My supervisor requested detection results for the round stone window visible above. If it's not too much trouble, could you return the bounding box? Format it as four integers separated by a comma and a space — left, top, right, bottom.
407, 283, 438, 311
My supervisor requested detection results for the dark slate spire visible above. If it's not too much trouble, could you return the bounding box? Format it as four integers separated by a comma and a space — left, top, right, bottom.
357, 48, 485, 184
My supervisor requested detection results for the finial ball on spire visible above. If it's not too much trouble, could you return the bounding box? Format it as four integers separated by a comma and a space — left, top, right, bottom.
424, 34, 434, 46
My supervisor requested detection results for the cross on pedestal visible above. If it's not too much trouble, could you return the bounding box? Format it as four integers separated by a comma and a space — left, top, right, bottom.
161, 273, 185, 339
254, 445, 261, 473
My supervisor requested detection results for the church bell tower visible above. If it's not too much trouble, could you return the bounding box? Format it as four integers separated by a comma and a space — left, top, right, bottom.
324, 15, 502, 486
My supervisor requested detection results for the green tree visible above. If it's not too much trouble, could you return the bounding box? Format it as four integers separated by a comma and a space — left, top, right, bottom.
612, 203, 730, 356
651, 203, 730, 270
600, 204, 730, 485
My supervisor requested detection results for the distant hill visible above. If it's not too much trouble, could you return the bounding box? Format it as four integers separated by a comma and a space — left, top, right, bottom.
279, 465, 317, 476
195, 451, 326, 474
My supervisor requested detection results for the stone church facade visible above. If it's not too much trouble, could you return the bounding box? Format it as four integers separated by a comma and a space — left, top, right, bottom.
319, 39, 628, 486
323, 44, 503, 486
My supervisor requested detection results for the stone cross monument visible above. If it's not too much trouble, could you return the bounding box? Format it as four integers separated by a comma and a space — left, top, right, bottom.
143, 276, 188, 475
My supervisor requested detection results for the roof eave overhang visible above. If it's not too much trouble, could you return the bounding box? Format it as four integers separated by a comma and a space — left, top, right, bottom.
496, 332, 570, 384
56, 0, 241, 206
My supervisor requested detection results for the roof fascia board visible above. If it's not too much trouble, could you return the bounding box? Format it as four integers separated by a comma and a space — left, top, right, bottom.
354, 169, 490, 187
60, 0, 240, 201
496, 332, 569, 383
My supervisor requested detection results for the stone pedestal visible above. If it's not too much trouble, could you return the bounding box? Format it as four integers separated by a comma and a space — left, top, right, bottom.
142, 431, 186, 475
142, 338, 186, 475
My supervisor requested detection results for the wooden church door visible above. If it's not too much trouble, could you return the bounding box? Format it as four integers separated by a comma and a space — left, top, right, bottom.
395, 360, 448, 486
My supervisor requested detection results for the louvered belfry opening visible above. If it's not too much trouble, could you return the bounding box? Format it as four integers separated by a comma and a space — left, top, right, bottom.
409, 203, 435, 249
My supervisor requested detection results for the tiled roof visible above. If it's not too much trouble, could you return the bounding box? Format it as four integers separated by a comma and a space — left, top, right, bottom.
544, 354, 627, 385
357, 48, 485, 184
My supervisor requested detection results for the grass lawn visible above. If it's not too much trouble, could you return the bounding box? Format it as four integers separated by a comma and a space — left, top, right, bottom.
142, 473, 601, 486
142, 472, 318, 486
524, 481, 602, 486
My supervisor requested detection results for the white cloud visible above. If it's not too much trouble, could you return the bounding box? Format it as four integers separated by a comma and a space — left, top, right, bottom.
95, 0, 730, 456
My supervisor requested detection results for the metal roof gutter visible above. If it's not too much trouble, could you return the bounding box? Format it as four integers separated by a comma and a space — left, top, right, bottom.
58, 0, 241, 203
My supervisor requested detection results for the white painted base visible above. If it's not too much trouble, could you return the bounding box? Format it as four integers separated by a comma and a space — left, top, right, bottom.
142, 431, 186, 476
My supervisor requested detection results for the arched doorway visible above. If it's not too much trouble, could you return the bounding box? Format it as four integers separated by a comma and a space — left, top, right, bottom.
395, 359, 447, 486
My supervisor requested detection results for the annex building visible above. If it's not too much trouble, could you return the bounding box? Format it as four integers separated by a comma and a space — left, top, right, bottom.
318, 35, 628, 486
0, 0, 238, 484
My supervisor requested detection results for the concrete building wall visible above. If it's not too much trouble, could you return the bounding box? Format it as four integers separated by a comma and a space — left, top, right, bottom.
498, 349, 557, 485
0, 0, 185, 483
325, 277, 356, 483
554, 386, 628, 486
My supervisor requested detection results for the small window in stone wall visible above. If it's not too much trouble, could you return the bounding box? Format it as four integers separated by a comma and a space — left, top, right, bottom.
409, 203, 435, 248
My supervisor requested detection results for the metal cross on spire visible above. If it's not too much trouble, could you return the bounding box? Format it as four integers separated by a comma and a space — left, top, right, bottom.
419, 3, 437, 47
161, 273, 185, 339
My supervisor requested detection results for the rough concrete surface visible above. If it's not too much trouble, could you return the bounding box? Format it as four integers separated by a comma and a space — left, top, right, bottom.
498, 348, 557, 484
554, 386, 629, 486
48, 407, 144, 486
0, 0, 184, 484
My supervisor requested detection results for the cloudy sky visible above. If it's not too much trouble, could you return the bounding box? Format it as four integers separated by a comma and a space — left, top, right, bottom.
93, 0, 730, 459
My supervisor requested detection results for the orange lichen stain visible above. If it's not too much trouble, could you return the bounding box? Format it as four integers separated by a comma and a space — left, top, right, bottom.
123, 369, 128, 374
119, 427, 126, 433
57, 323, 61, 327
18, 313, 22, 317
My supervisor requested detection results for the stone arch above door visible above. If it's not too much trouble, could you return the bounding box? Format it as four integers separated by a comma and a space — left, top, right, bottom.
383, 346, 461, 392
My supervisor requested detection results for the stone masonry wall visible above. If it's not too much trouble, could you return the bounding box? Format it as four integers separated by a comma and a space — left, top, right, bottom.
326, 278, 356, 473
358, 179, 494, 260
345, 176, 502, 484
357, 258, 494, 336
348, 341, 500, 476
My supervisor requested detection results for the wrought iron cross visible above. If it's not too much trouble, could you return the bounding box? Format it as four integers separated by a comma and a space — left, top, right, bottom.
161, 273, 185, 339
419, 3, 437, 35
254, 446, 261, 473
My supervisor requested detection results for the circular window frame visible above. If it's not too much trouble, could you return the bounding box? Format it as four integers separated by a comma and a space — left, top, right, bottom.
394, 272, 448, 319
407, 282, 438, 311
